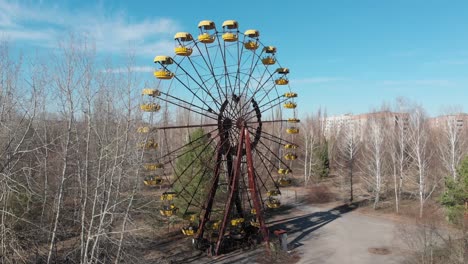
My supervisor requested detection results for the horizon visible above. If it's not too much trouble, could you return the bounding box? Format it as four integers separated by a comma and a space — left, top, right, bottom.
2, 0, 468, 117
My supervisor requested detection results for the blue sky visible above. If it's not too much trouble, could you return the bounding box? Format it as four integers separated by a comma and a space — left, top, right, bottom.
2, 0, 468, 117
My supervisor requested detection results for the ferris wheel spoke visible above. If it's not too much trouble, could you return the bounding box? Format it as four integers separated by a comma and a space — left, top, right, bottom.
164, 134, 218, 197
158, 127, 219, 162
244, 97, 289, 123
237, 79, 276, 117
160, 65, 218, 114
238, 49, 263, 101
217, 37, 242, 118
174, 155, 215, 211
160, 90, 218, 115
184, 56, 224, 109
250, 127, 295, 146
194, 41, 228, 101
256, 151, 281, 191
158, 94, 217, 121
254, 81, 283, 107
256, 138, 293, 170
234, 36, 246, 97
156, 123, 219, 130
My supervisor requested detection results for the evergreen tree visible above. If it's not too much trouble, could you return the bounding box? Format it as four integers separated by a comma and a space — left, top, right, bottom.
440, 156, 468, 226
173, 128, 215, 214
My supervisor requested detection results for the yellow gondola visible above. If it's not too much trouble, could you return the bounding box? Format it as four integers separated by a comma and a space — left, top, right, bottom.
183, 213, 197, 222
244, 29, 259, 38
277, 177, 292, 187
288, 118, 300, 123
207, 220, 221, 231
181, 225, 197, 236
284, 92, 297, 98
137, 126, 150, 133
139, 138, 158, 150
266, 197, 281, 209
140, 103, 160, 112
174, 46, 193, 56
160, 191, 177, 201
284, 153, 297, 160
230, 218, 244, 227
250, 219, 260, 227
174, 32, 193, 56
222, 20, 238, 42
264, 46, 277, 54
283, 101, 297, 109
275, 77, 289, 85
198, 20, 216, 43
244, 29, 260, 50
267, 190, 281, 197
275, 68, 289, 85
153, 55, 174, 65
154, 69, 174, 80
144, 163, 164, 171
198, 33, 215, 43
286, 127, 299, 134
142, 89, 161, 97
262, 57, 276, 65
276, 68, 289, 74
284, 144, 298, 149
278, 168, 292, 174
250, 208, 256, 215
160, 204, 178, 217
244, 41, 259, 50
144, 176, 163, 186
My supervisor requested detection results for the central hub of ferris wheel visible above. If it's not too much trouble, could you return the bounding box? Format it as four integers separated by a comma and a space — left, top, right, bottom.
218, 96, 262, 155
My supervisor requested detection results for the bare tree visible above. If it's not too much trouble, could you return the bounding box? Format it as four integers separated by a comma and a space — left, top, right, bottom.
337, 120, 360, 202
362, 117, 387, 209
388, 112, 410, 214
407, 106, 437, 218
437, 112, 466, 181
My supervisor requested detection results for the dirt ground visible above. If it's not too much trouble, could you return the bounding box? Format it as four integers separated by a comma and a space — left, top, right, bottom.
134, 186, 418, 264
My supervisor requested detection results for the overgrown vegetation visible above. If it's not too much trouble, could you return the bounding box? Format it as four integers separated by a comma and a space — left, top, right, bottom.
440, 156, 468, 226
173, 128, 215, 214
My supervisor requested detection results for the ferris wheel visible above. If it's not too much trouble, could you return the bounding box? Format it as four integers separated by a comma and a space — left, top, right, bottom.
138, 20, 299, 255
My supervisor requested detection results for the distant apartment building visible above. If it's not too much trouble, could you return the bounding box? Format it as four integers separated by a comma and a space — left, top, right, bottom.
427, 113, 468, 130
323, 111, 409, 140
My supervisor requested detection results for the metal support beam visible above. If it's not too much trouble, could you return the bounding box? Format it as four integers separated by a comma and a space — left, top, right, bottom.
244, 127, 270, 252
195, 142, 223, 242
214, 128, 245, 255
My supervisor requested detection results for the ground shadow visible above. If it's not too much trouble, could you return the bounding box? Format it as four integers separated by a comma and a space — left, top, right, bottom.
268, 202, 360, 250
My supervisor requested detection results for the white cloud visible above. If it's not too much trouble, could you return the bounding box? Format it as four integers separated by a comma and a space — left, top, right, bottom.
0, 0, 179, 57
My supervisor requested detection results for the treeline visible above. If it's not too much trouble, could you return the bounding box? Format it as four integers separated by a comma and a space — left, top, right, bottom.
0, 38, 175, 263
301, 104, 467, 216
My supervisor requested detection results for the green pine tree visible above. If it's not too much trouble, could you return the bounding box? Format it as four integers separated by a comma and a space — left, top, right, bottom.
440, 156, 468, 226
312, 140, 330, 179
173, 128, 215, 215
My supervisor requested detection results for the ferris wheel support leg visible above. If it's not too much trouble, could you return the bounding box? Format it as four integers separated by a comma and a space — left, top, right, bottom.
226, 152, 244, 218
215, 130, 245, 256
244, 127, 270, 253
195, 143, 223, 244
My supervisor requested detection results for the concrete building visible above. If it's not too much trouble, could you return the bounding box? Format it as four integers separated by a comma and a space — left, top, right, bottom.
427, 113, 468, 130
323, 111, 409, 140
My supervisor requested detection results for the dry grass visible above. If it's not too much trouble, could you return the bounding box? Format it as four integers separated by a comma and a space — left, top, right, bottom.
303, 184, 337, 204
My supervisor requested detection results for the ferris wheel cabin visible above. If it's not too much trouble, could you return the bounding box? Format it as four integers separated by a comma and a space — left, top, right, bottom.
222, 20, 239, 42
198, 20, 216, 43
244, 29, 260, 50
174, 32, 194, 56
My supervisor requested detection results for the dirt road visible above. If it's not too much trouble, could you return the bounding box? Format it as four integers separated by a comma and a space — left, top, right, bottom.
270, 202, 407, 264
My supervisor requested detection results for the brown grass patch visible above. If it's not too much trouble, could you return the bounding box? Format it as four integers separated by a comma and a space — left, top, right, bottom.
304, 185, 336, 204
